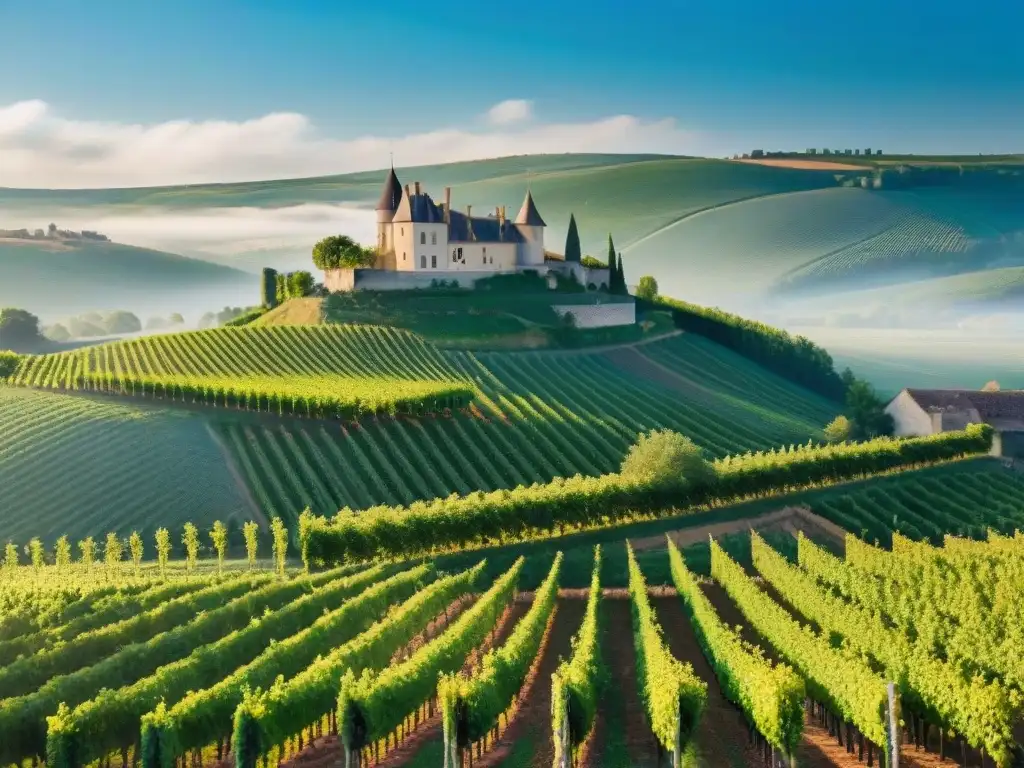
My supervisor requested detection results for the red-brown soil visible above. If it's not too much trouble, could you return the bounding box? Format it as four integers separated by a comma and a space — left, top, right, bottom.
474, 597, 588, 767
582, 596, 662, 768
652, 594, 766, 767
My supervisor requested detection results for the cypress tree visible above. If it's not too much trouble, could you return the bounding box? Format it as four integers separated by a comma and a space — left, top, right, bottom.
261, 268, 278, 308
564, 214, 581, 263
606, 238, 617, 293
616, 252, 627, 294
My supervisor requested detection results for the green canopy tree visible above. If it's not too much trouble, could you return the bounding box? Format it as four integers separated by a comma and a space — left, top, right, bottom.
564, 214, 582, 263
0, 308, 42, 349
312, 235, 376, 270
155, 528, 171, 577
210, 520, 228, 574
54, 536, 72, 570
182, 523, 200, 575
261, 268, 278, 308
243, 521, 259, 570
79, 537, 96, 568
615, 252, 628, 294
636, 275, 658, 301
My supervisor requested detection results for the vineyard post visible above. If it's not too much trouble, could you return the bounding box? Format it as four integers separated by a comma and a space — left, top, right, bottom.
886, 682, 899, 768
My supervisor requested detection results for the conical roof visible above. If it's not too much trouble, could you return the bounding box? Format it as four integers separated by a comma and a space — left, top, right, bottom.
376, 166, 403, 212
514, 190, 546, 227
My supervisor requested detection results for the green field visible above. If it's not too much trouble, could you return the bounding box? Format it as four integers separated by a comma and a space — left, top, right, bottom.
0, 388, 250, 545
0, 239, 252, 319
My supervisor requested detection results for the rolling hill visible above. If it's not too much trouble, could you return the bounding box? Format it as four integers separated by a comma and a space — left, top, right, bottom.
0, 238, 253, 320
2, 321, 839, 541
4, 153, 1023, 314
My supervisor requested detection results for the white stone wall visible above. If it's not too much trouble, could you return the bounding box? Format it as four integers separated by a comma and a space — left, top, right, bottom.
885, 390, 936, 437
551, 302, 636, 328
447, 242, 517, 272
516, 224, 546, 266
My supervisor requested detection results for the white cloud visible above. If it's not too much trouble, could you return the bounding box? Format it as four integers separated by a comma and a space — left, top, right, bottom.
486, 99, 532, 126
0, 100, 708, 189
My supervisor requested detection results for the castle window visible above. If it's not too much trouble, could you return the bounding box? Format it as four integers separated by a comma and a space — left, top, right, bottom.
431, 254, 437, 268
403, 252, 407, 261
420, 232, 426, 245
431, 232, 437, 245
452, 250, 457, 262
420, 255, 426, 269
401, 227, 404, 236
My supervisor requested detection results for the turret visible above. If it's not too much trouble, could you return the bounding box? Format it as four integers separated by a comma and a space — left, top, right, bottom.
514, 190, 546, 266
376, 166, 403, 224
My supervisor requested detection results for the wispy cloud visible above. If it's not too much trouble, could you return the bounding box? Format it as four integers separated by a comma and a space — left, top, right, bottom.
486, 99, 532, 126
0, 100, 706, 189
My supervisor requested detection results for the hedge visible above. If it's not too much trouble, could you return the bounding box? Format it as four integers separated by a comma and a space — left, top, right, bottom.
302, 425, 993, 565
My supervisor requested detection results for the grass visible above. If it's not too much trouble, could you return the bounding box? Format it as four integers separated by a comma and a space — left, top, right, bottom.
253, 298, 324, 326
0, 387, 250, 547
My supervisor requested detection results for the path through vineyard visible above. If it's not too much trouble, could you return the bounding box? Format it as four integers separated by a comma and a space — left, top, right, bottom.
473, 597, 587, 767
652, 594, 766, 768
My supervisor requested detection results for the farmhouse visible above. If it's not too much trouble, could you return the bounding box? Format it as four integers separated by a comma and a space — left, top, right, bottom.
323, 167, 612, 294
885, 388, 1024, 458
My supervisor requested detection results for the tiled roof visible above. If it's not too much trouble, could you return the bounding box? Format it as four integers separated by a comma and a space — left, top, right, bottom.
392, 191, 446, 223
447, 210, 524, 244
904, 389, 1024, 421
515, 190, 546, 226
376, 167, 403, 212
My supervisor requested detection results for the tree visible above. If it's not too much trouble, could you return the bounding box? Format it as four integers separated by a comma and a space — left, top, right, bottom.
606, 235, 618, 293
287, 270, 315, 299
54, 536, 71, 570
79, 537, 96, 567
48, 222, 57, 237
620, 429, 715, 491
129, 531, 144, 578
983, 380, 1000, 392
104, 532, 123, 576
0, 308, 42, 349
28, 538, 44, 570
823, 415, 852, 443
615, 252, 627, 294
636, 275, 658, 301
261, 268, 279, 308
100, 311, 142, 335
155, 528, 171, 577
210, 520, 228, 574
844, 376, 894, 440
299, 508, 314, 572
270, 517, 288, 577
312, 235, 376, 270
44, 324, 71, 342
564, 214, 581, 263
243, 521, 259, 570
169, 313, 185, 325
183, 523, 200, 575
3, 542, 17, 570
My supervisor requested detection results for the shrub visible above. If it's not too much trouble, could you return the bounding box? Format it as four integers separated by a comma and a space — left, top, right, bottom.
823, 415, 852, 443
620, 430, 714, 490
581, 256, 607, 269
0, 351, 24, 379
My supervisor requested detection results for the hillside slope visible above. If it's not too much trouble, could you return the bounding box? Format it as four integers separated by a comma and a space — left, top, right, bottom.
0, 388, 251, 545
0, 239, 253, 319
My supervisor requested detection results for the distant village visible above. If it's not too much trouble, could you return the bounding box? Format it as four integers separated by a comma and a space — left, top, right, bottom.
0, 223, 109, 242
735, 148, 883, 159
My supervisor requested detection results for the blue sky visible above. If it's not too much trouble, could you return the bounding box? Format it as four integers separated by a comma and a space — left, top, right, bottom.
0, 0, 1020, 185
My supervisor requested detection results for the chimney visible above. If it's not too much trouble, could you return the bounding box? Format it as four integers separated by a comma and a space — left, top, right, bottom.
404, 184, 410, 198
497, 206, 505, 241
414, 181, 421, 196
444, 187, 451, 224
466, 205, 473, 240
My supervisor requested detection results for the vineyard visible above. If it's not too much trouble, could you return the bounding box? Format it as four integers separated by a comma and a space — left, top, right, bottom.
210, 331, 837, 523
3, 487, 1024, 768
6, 325, 473, 419
0, 388, 249, 545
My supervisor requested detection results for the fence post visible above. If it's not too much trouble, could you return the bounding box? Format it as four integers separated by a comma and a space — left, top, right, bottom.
673, 710, 682, 768
886, 682, 900, 768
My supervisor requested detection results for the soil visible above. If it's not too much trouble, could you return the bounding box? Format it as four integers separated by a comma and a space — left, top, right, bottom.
628, 506, 846, 553
475, 597, 588, 767
582, 596, 662, 768
651, 594, 765, 768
